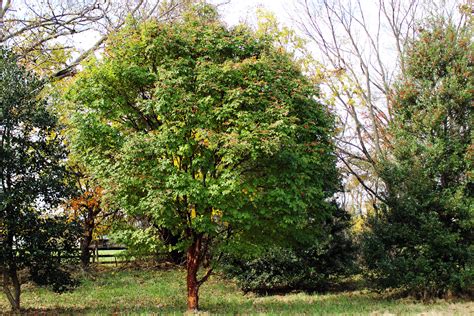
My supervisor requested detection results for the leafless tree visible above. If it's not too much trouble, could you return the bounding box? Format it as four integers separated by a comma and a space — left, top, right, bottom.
0, 0, 194, 78
295, 0, 469, 211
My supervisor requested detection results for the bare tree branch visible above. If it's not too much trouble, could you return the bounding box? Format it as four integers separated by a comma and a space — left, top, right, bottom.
1, 0, 195, 78
295, 0, 463, 211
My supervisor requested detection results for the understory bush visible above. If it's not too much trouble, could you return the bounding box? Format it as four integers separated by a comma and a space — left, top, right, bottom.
223, 208, 357, 294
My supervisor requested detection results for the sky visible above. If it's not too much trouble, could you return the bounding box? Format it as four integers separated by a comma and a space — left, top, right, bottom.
70, 0, 294, 60
210, 0, 292, 26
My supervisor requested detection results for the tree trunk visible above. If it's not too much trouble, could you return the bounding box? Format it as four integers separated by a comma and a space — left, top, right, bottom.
2, 269, 20, 311
80, 231, 93, 268
80, 211, 95, 268
186, 235, 202, 311
3, 228, 21, 311
10, 269, 20, 311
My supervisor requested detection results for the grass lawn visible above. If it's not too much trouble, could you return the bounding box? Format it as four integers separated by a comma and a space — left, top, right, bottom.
92, 249, 130, 264
0, 267, 472, 315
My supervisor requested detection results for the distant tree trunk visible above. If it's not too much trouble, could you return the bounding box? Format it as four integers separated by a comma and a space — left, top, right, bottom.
80, 214, 95, 268
80, 229, 93, 268
2, 254, 21, 312
160, 228, 184, 264
2, 230, 21, 311
186, 234, 202, 311
169, 248, 184, 265
2, 267, 21, 311
10, 269, 20, 311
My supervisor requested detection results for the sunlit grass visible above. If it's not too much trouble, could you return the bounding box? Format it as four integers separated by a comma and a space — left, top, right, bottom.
0, 268, 472, 314
92, 249, 129, 264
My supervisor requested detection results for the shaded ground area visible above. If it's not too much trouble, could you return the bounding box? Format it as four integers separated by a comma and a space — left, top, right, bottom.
0, 268, 472, 315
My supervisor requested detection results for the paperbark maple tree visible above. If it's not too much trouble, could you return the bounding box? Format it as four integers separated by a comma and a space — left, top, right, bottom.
66, 4, 339, 311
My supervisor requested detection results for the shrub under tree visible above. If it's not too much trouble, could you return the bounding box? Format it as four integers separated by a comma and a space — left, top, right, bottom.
223, 206, 357, 294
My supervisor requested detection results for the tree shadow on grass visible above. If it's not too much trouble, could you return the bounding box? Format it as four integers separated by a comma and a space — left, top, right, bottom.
1, 293, 470, 315
198, 290, 399, 315
200, 290, 472, 315
2, 304, 186, 315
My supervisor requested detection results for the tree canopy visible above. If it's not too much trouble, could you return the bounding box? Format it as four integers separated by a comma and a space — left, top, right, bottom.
66, 5, 340, 310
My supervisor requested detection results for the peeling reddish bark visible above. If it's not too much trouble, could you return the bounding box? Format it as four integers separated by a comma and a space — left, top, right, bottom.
186, 235, 202, 311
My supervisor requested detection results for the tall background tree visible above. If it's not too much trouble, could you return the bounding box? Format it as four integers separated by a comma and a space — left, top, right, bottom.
65, 4, 340, 311
66, 166, 121, 269
362, 19, 473, 298
295, 0, 470, 213
0, 49, 78, 311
